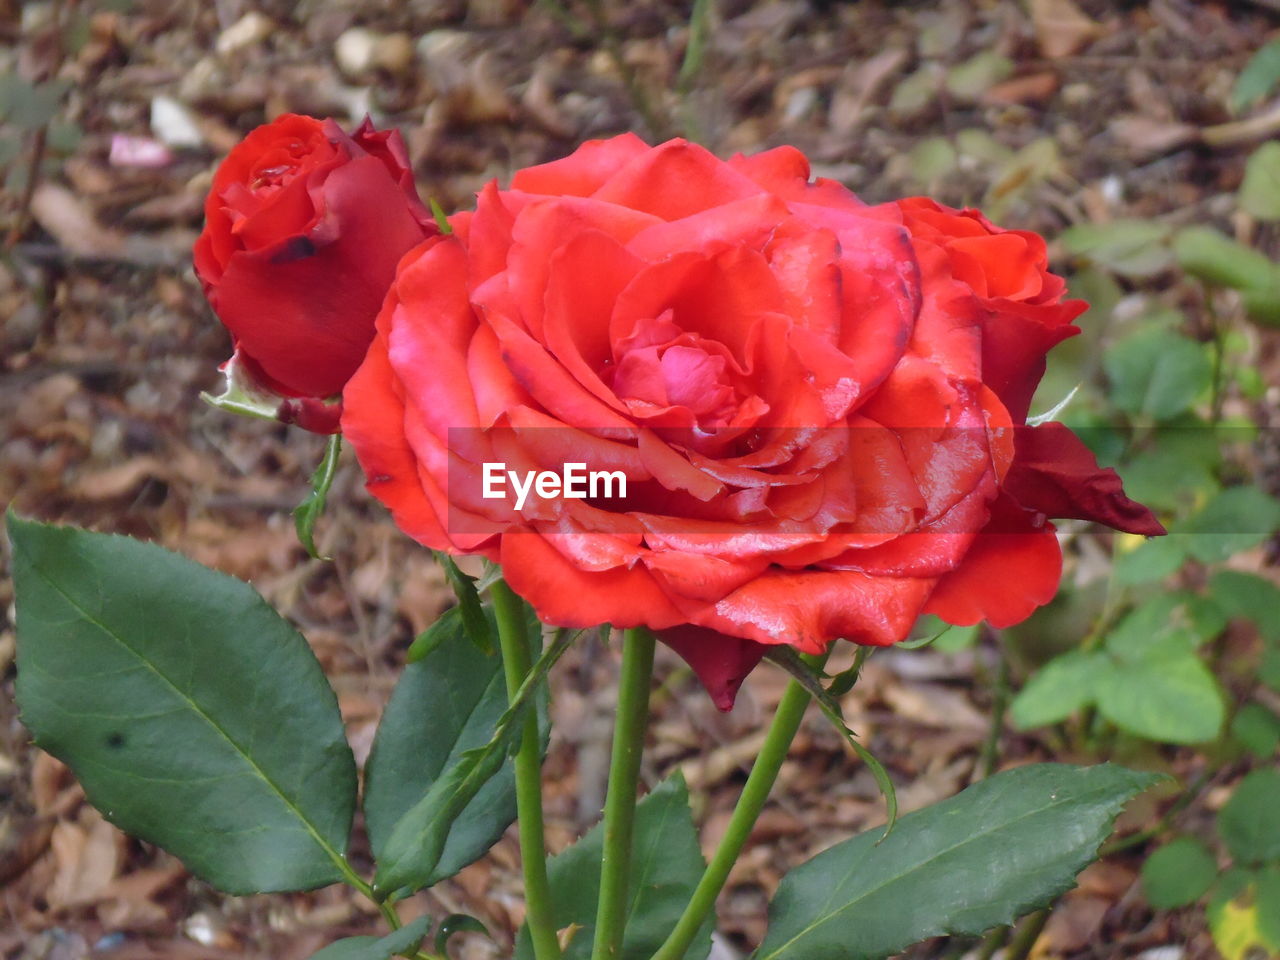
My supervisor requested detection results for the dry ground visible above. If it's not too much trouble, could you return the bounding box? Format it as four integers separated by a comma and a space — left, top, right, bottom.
2, 1, 1278, 958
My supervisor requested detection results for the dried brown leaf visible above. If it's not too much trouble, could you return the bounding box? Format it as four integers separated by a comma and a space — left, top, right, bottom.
1029, 0, 1103, 59
68, 456, 168, 501
29, 184, 127, 258
983, 71, 1060, 105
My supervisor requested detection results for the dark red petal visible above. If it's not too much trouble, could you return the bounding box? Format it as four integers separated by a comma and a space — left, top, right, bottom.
658, 625, 768, 712
978, 302, 1082, 423
346, 117, 432, 224
277, 396, 342, 434
1005, 422, 1166, 536
213, 154, 430, 397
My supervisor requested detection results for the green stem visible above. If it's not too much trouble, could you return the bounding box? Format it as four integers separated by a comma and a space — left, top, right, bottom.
492, 581, 561, 960
650, 677, 813, 960
977, 642, 1011, 780
591, 628, 658, 960
973, 925, 1009, 960
1004, 909, 1049, 960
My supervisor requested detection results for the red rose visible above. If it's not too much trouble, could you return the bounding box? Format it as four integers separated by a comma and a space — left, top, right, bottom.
342, 135, 1161, 709
194, 114, 435, 432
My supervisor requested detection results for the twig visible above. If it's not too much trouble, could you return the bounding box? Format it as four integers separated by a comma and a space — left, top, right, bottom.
1201, 98, 1280, 148
5, 127, 48, 250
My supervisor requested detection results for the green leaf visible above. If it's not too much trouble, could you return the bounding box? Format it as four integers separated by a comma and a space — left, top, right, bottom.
372, 627, 572, 896
1174, 226, 1280, 293
1009, 650, 1105, 729
908, 137, 958, 187
764, 647, 897, 835
308, 916, 432, 960
1061, 220, 1174, 278
1103, 328, 1212, 422
1263, 646, 1280, 694
1104, 594, 1202, 662
1242, 285, 1280, 327
407, 605, 464, 663
1258, 864, 1280, 948
514, 773, 713, 960
437, 554, 495, 656
1208, 867, 1280, 960
1241, 142, 1280, 221
1094, 653, 1224, 744
1218, 768, 1280, 865
0, 76, 71, 129
1113, 536, 1188, 586
364, 607, 521, 889
1115, 442, 1217, 515
933, 622, 981, 653
945, 51, 1013, 102
429, 197, 453, 234
295, 434, 342, 560
889, 65, 942, 115
7, 514, 357, 894
1178, 486, 1280, 564
1232, 38, 1280, 112
46, 119, 83, 154
1230, 703, 1280, 759
435, 914, 489, 955
755, 763, 1158, 960
901, 616, 979, 653
826, 646, 872, 696
1141, 837, 1218, 909
1211, 570, 1280, 642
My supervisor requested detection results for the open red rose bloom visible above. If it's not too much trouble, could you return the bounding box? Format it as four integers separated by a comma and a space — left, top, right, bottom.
341, 133, 1163, 709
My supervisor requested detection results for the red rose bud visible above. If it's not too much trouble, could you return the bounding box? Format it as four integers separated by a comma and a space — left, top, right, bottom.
194, 114, 437, 429
341, 135, 1162, 710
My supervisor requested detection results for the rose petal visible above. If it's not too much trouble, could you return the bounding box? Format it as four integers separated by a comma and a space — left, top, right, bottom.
500, 531, 685, 629
1005, 422, 1167, 535
924, 493, 1062, 628
510, 133, 652, 196
659, 624, 768, 711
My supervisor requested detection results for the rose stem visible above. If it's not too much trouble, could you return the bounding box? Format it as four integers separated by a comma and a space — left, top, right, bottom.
650, 669, 819, 960
591, 626, 658, 960
491, 580, 562, 960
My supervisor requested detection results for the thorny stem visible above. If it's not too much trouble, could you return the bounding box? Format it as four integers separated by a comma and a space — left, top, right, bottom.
492, 580, 562, 960
649, 674, 815, 960
590, 627, 658, 960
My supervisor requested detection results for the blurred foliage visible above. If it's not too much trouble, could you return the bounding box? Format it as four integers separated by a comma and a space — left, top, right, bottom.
1005, 117, 1280, 957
